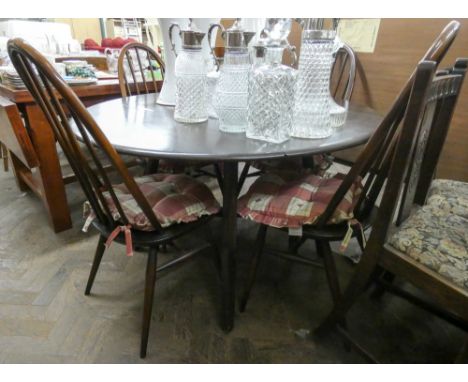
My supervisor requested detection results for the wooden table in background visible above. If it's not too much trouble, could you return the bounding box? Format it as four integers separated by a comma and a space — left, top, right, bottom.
0, 79, 161, 233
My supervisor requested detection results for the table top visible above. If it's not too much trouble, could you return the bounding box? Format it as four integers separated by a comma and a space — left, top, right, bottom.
79, 94, 383, 162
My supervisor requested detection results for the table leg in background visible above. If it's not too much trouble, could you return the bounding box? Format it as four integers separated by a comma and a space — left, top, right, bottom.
25, 104, 72, 233
220, 161, 238, 332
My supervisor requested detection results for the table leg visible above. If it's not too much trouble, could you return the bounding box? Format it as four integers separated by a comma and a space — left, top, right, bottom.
9, 151, 30, 191
220, 161, 238, 332
24, 104, 72, 233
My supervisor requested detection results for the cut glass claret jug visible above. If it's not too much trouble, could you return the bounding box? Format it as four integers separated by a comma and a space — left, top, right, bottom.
292, 18, 336, 139
246, 18, 297, 144
169, 19, 208, 123
208, 19, 255, 132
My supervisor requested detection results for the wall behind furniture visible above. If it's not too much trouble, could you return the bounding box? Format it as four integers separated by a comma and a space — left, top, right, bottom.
54, 18, 102, 43
289, 18, 468, 181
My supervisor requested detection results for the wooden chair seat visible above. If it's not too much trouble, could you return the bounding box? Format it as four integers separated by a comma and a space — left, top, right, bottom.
388, 203, 468, 290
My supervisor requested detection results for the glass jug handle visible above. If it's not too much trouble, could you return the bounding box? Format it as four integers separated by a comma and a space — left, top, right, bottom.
168, 23, 181, 57
208, 23, 224, 70
286, 45, 297, 67
293, 18, 305, 30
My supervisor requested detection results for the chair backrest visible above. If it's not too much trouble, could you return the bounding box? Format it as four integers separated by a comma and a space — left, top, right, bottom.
8, 38, 163, 232
117, 41, 165, 98
330, 43, 356, 107
414, 58, 468, 206
315, 20, 461, 228
397, 59, 467, 223
366, 60, 466, 248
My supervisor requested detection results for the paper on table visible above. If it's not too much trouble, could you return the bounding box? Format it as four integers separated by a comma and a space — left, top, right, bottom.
94, 70, 118, 80
337, 19, 381, 53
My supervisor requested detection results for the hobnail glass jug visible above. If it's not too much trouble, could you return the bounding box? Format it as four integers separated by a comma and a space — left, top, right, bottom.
292, 18, 336, 139
169, 19, 208, 123
246, 18, 297, 144
208, 19, 255, 132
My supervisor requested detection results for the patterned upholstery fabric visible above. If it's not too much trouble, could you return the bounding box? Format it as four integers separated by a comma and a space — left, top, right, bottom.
86, 173, 220, 231
426, 179, 468, 218
237, 172, 363, 228
388, 204, 468, 289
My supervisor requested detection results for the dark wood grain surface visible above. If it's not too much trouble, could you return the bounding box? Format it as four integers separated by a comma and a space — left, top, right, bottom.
77, 94, 382, 161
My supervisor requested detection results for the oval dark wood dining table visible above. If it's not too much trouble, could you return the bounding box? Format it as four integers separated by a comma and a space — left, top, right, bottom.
77, 93, 382, 332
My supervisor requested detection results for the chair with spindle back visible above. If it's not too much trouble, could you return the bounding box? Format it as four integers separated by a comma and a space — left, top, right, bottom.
8, 38, 221, 359
237, 20, 462, 315
118, 41, 218, 176
118, 41, 165, 98
330, 20, 461, 168
331, 43, 356, 108
315, 59, 468, 362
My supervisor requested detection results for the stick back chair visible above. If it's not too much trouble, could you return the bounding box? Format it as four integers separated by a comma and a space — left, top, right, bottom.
8, 38, 220, 358
315, 59, 468, 362
118, 41, 164, 98
238, 20, 461, 314
331, 43, 356, 108
331, 20, 461, 167
117, 42, 219, 177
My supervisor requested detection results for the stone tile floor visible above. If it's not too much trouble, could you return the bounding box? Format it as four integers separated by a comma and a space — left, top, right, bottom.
0, 166, 464, 363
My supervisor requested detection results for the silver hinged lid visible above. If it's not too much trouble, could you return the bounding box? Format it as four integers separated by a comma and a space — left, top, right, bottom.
223, 19, 255, 49
295, 18, 336, 40
169, 18, 205, 52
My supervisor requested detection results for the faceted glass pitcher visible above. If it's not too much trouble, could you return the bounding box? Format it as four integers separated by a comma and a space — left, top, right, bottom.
209, 19, 255, 132
292, 29, 336, 139
247, 47, 297, 144
170, 19, 208, 123
174, 49, 208, 123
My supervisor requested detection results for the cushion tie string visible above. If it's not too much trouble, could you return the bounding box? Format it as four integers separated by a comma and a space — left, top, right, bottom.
339, 218, 366, 254
105, 225, 134, 257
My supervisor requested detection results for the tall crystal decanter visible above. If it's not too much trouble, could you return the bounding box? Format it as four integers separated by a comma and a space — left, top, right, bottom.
292, 19, 336, 138
170, 19, 208, 123
208, 19, 255, 132
246, 18, 297, 144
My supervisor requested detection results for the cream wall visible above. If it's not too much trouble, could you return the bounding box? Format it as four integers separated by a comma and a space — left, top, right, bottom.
53, 18, 102, 43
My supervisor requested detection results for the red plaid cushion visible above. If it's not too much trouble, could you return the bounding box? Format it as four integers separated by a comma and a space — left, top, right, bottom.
90, 173, 220, 231
238, 172, 362, 228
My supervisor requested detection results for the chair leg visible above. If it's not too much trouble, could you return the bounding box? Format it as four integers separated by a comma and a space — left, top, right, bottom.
370, 271, 395, 300
356, 233, 366, 253
455, 337, 468, 363
316, 239, 350, 351
237, 162, 251, 195
144, 158, 159, 175
1, 143, 8, 171
84, 235, 106, 295
140, 247, 158, 358
315, 248, 380, 337
316, 240, 341, 304
239, 224, 268, 312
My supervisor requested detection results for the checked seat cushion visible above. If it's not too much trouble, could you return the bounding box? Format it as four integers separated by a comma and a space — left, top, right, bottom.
85, 173, 220, 231
237, 171, 363, 229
